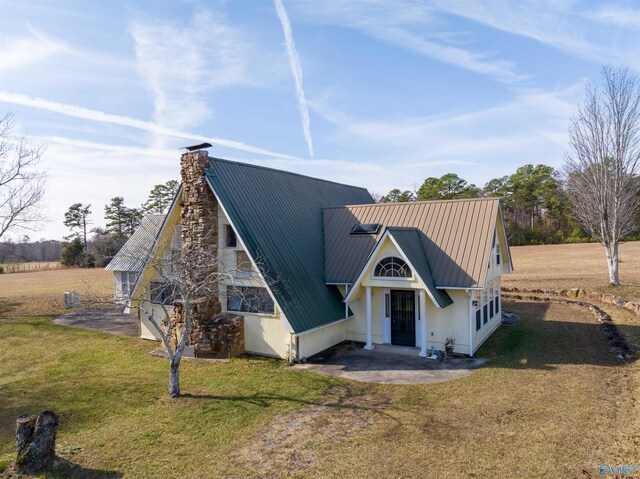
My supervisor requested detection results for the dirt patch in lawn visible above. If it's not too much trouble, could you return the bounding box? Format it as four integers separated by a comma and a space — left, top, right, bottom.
227, 384, 391, 479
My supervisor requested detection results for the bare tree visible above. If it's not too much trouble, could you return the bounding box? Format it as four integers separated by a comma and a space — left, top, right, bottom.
109, 225, 275, 398
565, 66, 640, 286
0, 113, 46, 240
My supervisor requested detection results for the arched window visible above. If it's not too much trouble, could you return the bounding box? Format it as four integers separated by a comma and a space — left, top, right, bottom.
374, 256, 412, 278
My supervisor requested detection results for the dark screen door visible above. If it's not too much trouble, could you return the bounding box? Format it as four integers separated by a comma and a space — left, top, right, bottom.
391, 290, 416, 347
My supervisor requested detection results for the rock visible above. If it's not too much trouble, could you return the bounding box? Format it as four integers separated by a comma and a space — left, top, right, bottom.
501, 312, 520, 326
623, 302, 640, 316
16, 411, 59, 475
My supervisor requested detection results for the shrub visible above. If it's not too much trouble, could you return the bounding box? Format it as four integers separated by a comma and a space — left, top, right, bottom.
0, 265, 4, 274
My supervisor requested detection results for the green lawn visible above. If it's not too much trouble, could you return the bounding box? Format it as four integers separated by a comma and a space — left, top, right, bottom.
1, 302, 638, 478
0, 315, 339, 478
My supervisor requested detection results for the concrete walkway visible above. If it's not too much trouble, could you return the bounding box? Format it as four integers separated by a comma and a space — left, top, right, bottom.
54, 307, 139, 337
292, 343, 487, 384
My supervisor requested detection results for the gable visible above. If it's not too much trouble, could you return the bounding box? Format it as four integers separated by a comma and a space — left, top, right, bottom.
205, 158, 374, 334
346, 228, 453, 308
324, 198, 503, 289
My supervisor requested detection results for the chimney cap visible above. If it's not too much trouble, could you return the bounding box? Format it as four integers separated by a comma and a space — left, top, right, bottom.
181, 142, 212, 151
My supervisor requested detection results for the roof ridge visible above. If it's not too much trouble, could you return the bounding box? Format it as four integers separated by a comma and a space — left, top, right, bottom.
323, 197, 499, 210
206, 157, 370, 192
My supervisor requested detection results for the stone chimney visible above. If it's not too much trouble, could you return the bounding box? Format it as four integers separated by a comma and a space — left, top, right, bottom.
170, 150, 223, 357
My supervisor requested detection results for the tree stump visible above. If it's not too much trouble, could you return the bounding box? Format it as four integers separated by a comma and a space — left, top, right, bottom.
15, 411, 59, 474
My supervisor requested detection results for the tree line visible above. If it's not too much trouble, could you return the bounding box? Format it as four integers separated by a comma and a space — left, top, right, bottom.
60, 180, 178, 267
378, 164, 589, 246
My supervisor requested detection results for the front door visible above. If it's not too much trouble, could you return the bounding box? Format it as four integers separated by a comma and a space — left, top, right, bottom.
390, 290, 416, 347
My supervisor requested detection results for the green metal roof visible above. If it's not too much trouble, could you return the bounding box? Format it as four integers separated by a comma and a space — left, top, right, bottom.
205, 158, 373, 334
386, 227, 453, 308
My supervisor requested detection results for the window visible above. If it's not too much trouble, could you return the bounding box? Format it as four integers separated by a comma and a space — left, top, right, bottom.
120, 272, 138, 297
350, 223, 382, 235
374, 256, 412, 278
495, 289, 500, 314
489, 285, 494, 318
227, 286, 274, 314
235, 250, 252, 276
483, 303, 488, 324
496, 242, 501, 265
225, 224, 237, 248
150, 281, 177, 305
384, 292, 391, 317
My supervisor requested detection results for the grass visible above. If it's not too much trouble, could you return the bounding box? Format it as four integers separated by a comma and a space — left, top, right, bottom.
0, 268, 112, 317
0, 262, 64, 274
0, 316, 340, 478
257, 302, 638, 479
1, 306, 638, 477
505, 240, 640, 301
1, 244, 639, 477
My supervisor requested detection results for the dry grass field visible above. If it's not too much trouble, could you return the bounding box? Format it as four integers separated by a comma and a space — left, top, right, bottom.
0, 243, 638, 478
0, 268, 112, 317
505, 241, 640, 301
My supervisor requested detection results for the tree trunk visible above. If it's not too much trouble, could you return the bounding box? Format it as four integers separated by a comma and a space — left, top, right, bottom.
15, 411, 59, 474
605, 243, 620, 286
169, 361, 180, 398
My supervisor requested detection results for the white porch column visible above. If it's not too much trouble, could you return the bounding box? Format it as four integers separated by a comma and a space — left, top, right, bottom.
364, 286, 374, 350
419, 289, 428, 357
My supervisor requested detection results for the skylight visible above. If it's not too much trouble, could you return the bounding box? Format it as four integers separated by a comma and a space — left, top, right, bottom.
350, 223, 382, 235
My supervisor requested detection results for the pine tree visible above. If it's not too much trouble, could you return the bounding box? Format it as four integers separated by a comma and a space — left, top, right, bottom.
63, 203, 91, 252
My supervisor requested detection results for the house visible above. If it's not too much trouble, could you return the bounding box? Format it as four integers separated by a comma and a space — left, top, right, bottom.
120, 148, 512, 361
105, 214, 164, 308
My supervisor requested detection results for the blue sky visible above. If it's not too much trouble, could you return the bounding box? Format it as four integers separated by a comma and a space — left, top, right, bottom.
1, 0, 639, 240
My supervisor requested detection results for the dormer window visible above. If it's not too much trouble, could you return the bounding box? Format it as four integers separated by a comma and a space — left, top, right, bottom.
374, 256, 412, 278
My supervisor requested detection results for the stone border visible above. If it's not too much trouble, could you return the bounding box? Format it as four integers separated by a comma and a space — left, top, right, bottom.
503, 287, 640, 317
502, 291, 633, 360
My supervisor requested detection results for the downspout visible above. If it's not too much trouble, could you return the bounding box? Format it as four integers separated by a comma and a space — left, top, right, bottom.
467, 289, 474, 357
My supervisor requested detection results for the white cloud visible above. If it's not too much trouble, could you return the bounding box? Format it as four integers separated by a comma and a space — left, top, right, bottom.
274, 0, 314, 157
290, 0, 526, 84
309, 82, 583, 181
584, 4, 640, 29
0, 90, 303, 160
428, 0, 636, 68
0, 26, 71, 71
129, 10, 249, 147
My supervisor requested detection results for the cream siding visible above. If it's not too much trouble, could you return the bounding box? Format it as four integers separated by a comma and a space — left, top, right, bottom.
139, 303, 172, 340
298, 319, 349, 360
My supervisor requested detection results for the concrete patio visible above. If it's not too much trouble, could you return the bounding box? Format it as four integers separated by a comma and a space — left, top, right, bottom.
292, 342, 487, 384
54, 307, 139, 337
